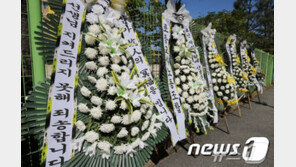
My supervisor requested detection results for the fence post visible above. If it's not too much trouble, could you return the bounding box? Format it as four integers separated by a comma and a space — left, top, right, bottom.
27, 0, 44, 85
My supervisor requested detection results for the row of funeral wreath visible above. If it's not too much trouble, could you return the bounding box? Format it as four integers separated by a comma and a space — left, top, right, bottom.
22, 0, 266, 166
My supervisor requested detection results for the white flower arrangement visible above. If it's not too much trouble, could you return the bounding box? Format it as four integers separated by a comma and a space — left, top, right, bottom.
170, 24, 213, 132
201, 23, 238, 107
72, 1, 163, 159
226, 35, 249, 94
240, 40, 257, 86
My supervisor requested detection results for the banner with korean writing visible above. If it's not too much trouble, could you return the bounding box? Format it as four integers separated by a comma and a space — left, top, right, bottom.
43, 1, 85, 166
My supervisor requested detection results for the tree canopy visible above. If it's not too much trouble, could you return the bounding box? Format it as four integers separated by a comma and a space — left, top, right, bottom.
195, 0, 274, 54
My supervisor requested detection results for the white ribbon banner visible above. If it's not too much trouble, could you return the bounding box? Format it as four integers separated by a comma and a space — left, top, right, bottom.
201, 36, 219, 123
225, 42, 233, 75
225, 37, 239, 103
161, 17, 187, 140
45, 1, 84, 166
116, 12, 180, 145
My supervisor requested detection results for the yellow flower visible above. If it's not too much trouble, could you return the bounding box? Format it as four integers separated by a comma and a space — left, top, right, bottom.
215, 54, 227, 66
236, 56, 241, 64
245, 50, 248, 55
227, 74, 236, 84
211, 42, 215, 48
239, 88, 248, 93
251, 67, 257, 75
227, 98, 238, 106
227, 37, 231, 44
246, 56, 251, 62
218, 98, 223, 104
242, 72, 248, 80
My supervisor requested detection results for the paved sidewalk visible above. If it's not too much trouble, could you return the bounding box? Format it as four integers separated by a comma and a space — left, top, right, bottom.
155, 87, 274, 167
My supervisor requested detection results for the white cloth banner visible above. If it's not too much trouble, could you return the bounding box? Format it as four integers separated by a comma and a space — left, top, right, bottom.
201, 36, 218, 123
225, 39, 239, 103
45, 0, 85, 166
161, 17, 187, 140
117, 12, 180, 146
184, 26, 218, 123
225, 42, 233, 75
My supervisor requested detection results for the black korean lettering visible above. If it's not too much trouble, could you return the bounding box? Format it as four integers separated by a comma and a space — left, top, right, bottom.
48, 156, 65, 166
56, 83, 73, 92
49, 144, 67, 154
52, 120, 71, 130
54, 93, 71, 102
53, 108, 69, 118
51, 131, 70, 143
57, 68, 72, 77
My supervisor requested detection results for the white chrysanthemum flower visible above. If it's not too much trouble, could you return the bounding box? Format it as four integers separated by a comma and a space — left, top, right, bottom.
117, 127, 128, 138
175, 69, 180, 75
99, 124, 115, 133
182, 91, 189, 98
225, 90, 230, 94
105, 100, 117, 110
141, 132, 150, 141
187, 96, 194, 103
144, 110, 152, 119
141, 120, 149, 131
85, 61, 97, 71
76, 120, 86, 131
107, 86, 117, 96
122, 114, 132, 125
84, 33, 96, 45
80, 86, 91, 97
95, 78, 108, 91
111, 64, 121, 73
183, 103, 190, 110
214, 86, 219, 91
90, 107, 102, 119
182, 84, 189, 91
111, 56, 121, 64
114, 144, 127, 154
184, 69, 190, 74
174, 63, 180, 69
84, 131, 99, 143
217, 91, 223, 96
220, 86, 225, 90
131, 127, 140, 136
98, 56, 110, 66
174, 46, 180, 52
223, 96, 229, 101
86, 12, 98, 24
111, 115, 122, 124
181, 75, 186, 82
91, 4, 104, 15
90, 96, 102, 106
212, 79, 217, 83
96, 67, 108, 77
131, 110, 142, 123
88, 24, 101, 35
175, 56, 181, 62
189, 88, 195, 95
193, 103, 199, 109
84, 47, 98, 59
78, 103, 89, 113
120, 100, 127, 110
87, 76, 97, 84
